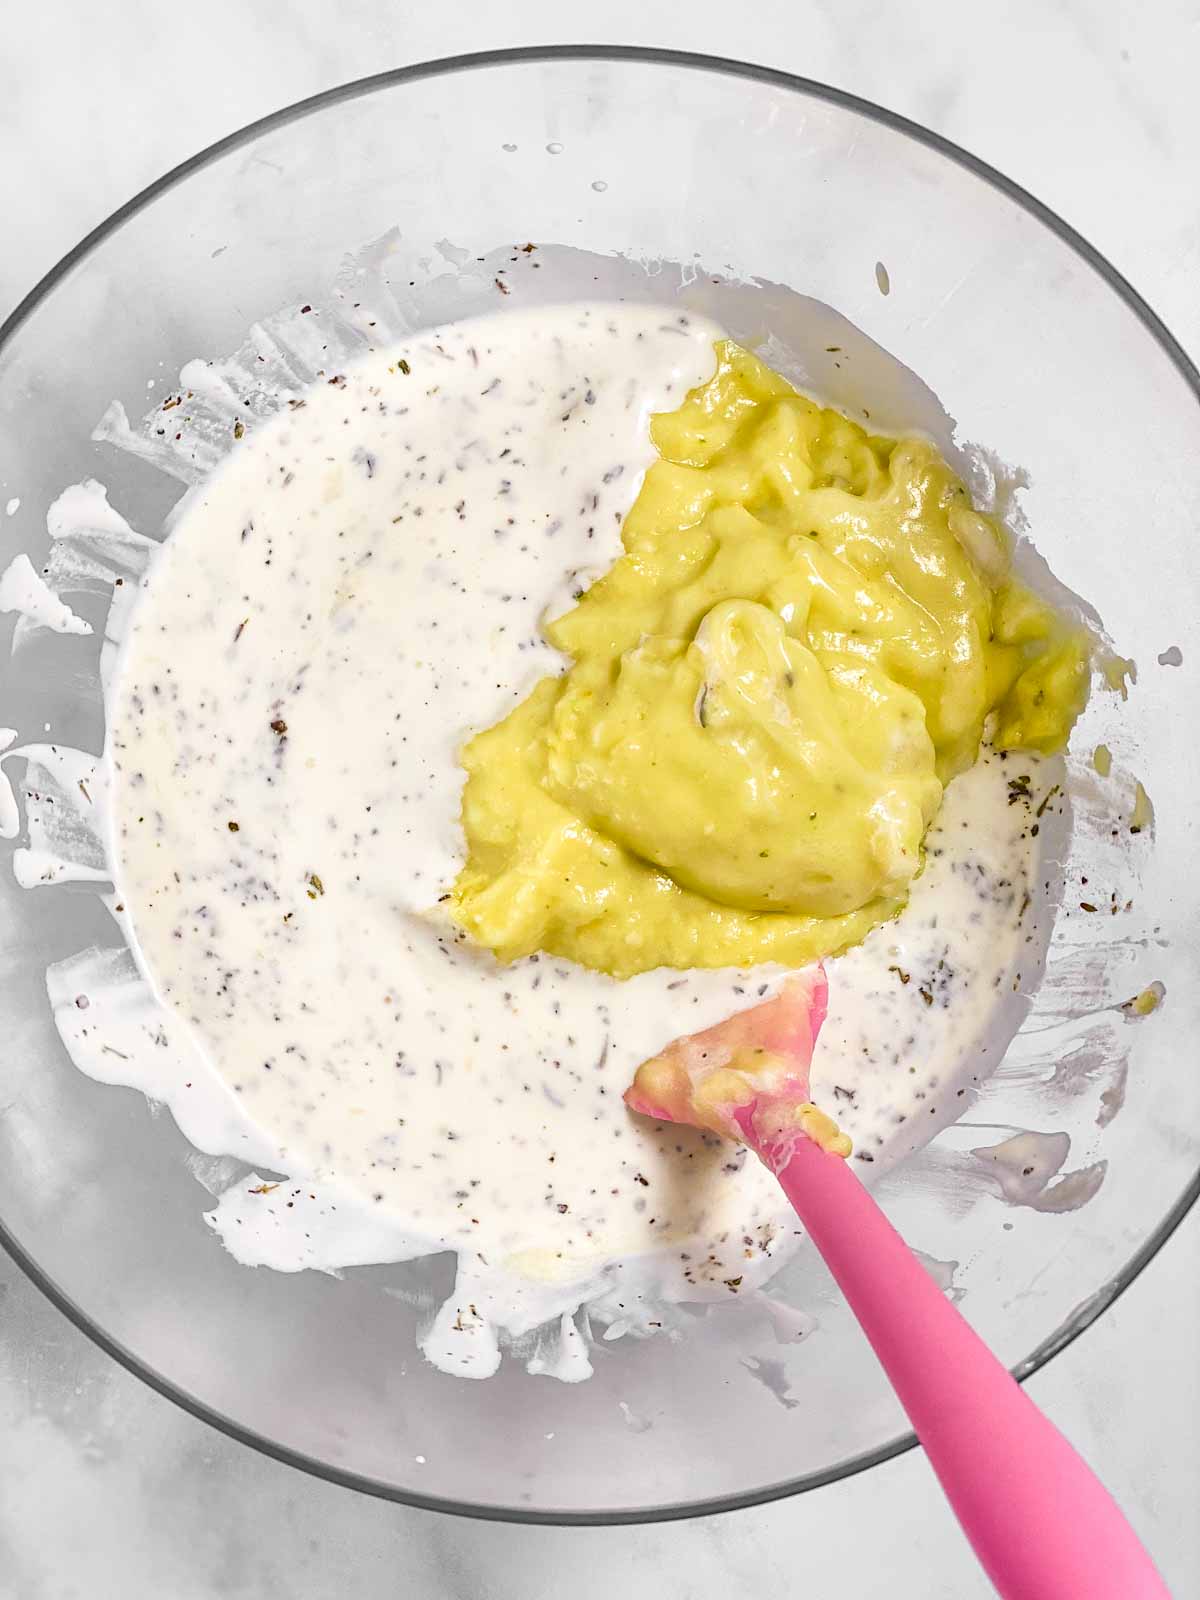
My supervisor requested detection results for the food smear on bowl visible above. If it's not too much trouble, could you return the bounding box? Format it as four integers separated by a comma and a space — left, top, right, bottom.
103, 302, 1084, 1378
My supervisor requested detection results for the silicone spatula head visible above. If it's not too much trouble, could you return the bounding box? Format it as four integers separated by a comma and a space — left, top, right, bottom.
624, 967, 849, 1159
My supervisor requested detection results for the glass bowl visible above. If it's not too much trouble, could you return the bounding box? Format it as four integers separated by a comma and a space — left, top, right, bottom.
1, 47, 1198, 1524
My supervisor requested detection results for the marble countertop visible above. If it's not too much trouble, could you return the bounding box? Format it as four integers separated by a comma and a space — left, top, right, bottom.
2, 4, 1198, 1596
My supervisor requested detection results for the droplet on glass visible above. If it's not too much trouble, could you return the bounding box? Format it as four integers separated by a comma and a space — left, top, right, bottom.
591, 179, 608, 193
501, 143, 517, 153
546, 141, 564, 155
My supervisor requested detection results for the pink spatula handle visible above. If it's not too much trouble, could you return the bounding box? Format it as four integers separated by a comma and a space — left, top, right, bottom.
772, 1136, 1170, 1599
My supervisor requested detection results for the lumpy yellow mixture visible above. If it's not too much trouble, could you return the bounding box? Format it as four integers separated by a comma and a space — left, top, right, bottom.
451, 343, 1088, 978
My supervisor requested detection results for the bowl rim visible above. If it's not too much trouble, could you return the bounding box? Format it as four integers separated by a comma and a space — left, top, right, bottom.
1, 42, 1198, 1528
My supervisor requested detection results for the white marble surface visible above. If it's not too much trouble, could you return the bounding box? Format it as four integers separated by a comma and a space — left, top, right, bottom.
1, 3, 1198, 1596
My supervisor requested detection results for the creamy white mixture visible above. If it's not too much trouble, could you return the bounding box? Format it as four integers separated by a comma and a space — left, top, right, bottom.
105, 303, 1056, 1376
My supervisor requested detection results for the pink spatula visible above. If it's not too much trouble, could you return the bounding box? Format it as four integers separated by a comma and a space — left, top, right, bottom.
626, 970, 1170, 1599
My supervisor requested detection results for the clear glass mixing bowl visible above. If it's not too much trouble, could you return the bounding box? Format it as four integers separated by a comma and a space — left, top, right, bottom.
1, 48, 1198, 1523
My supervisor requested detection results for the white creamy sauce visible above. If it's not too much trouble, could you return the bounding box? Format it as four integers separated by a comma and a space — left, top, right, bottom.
98, 303, 1055, 1378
